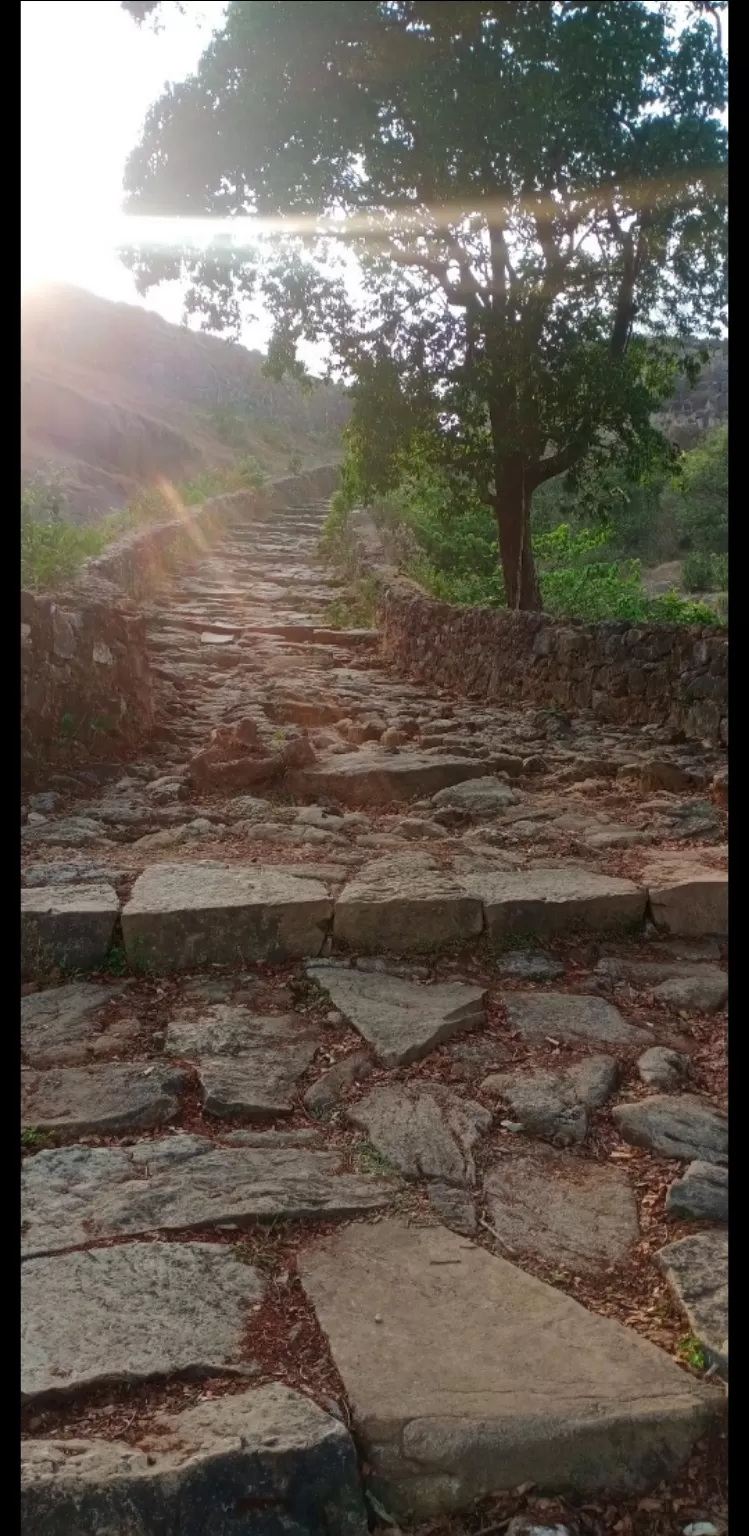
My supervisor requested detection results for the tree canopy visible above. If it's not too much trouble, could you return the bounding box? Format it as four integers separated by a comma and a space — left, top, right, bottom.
122, 0, 727, 607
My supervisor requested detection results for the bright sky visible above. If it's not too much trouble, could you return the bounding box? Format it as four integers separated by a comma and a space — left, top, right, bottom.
21, 0, 234, 327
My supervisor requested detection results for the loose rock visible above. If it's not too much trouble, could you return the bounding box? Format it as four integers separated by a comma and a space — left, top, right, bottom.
481, 1057, 618, 1145
667, 1162, 728, 1223
637, 1046, 691, 1090
348, 1084, 491, 1184
656, 1231, 728, 1377
612, 1095, 727, 1163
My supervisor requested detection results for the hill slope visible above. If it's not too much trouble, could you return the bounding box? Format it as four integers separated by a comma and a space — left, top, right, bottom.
21, 285, 349, 521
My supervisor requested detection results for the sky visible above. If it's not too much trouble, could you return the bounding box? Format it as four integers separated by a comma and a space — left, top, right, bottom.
21, 1, 238, 328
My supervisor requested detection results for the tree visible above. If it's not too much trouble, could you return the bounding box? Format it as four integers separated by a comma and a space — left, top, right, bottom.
122, 1, 727, 608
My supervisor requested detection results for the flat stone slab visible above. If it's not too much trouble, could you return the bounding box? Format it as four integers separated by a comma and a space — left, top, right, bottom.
612, 1096, 727, 1163
22, 1242, 264, 1402
307, 963, 485, 1065
122, 862, 332, 970
21, 982, 130, 1067
643, 858, 728, 937
467, 866, 646, 939
289, 751, 489, 807
333, 854, 483, 953
667, 1161, 728, 1223
348, 1085, 491, 1185
430, 776, 519, 817
481, 1057, 618, 1145
166, 1006, 320, 1117
21, 1135, 392, 1258
501, 991, 651, 1048
21, 1062, 187, 1135
484, 1150, 640, 1272
299, 1220, 719, 1519
21, 1383, 367, 1536
656, 1231, 728, 1378
21, 884, 119, 976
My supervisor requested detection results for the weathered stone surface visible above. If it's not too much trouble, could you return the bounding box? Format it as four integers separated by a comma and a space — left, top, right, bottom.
667, 1162, 728, 1223
333, 854, 484, 953
637, 1046, 691, 1090
23, 861, 127, 888
122, 861, 332, 969
612, 1096, 727, 1164
303, 1050, 373, 1113
480, 1057, 618, 1145
21, 982, 130, 1067
496, 949, 565, 982
307, 962, 486, 1065
166, 1006, 320, 1117
21, 1062, 186, 1135
299, 1220, 719, 1519
656, 1232, 728, 1377
289, 749, 489, 806
21, 884, 119, 976
428, 1182, 477, 1235
22, 1242, 265, 1402
484, 1150, 640, 1272
594, 957, 726, 997
501, 991, 651, 1048
348, 1085, 491, 1184
466, 866, 645, 938
652, 971, 728, 1012
430, 776, 519, 817
643, 859, 728, 937
21, 1135, 391, 1258
21, 1383, 367, 1536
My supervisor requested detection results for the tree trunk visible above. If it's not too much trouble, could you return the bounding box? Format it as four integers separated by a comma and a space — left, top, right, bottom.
494, 462, 542, 611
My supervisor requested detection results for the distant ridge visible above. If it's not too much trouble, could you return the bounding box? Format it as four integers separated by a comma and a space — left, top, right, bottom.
21, 284, 349, 521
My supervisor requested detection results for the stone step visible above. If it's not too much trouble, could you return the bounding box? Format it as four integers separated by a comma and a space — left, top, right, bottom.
121, 863, 332, 970
22, 1384, 366, 1536
22, 858, 723, 975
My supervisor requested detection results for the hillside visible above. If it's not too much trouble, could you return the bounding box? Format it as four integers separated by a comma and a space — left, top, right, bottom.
21, 285, 350, 521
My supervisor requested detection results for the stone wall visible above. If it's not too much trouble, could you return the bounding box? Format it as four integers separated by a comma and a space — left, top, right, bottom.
20, 467, 340, 783
346, 512, 728, 747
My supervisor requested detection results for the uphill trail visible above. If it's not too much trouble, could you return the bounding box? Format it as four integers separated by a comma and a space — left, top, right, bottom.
21, 492, 727, 1535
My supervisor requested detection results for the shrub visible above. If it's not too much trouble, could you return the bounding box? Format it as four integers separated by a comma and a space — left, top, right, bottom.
21, 475, 116, 591
682, 550, 728, 592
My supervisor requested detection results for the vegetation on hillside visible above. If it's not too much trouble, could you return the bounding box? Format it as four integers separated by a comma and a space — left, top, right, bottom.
122, 0, 726, 610
21, 458, 269, 592
323, 421, 727, 627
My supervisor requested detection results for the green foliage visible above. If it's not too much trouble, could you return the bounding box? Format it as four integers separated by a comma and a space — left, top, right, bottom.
122, 0, 726, 608
667, 422, 728, 554
21, 475, 116, 591
340, 465, 724, 626
677, 1334, 707, 1371
325, 577, 381, 630
682, 549, 728, 592
21, 455, 269, 593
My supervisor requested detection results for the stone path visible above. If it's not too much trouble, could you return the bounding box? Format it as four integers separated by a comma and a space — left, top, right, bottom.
21, 494, 728, 1533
